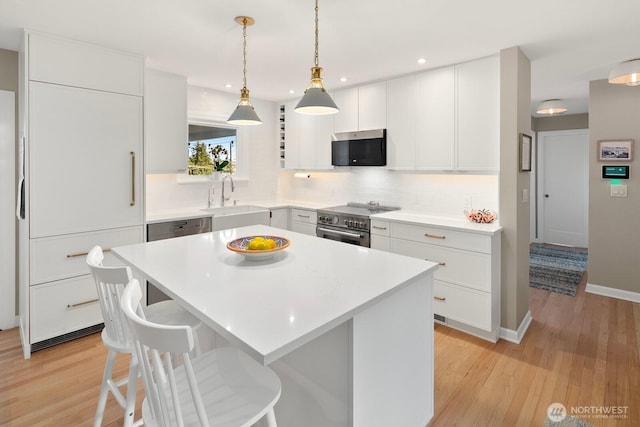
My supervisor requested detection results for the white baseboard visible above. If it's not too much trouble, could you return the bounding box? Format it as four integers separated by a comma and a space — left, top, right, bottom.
586, 282, 640, 303
499, 310, 532, 344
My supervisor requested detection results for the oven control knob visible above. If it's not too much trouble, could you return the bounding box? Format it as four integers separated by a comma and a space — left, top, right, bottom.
359, 221, 365, 228
348, 219, 354, 227
343, 219, 348, 225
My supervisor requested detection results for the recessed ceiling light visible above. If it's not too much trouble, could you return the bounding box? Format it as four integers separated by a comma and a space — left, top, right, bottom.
417, 58, 427, 64
289, 89, 295, 94
340, 77, 347, 82
225, 83, 232, 88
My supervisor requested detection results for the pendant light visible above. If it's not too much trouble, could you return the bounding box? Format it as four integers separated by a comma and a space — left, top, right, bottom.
227, 16, 262, 126
608, 59, 640, 86
295, 0, 339, 115
536, 99, 568, 116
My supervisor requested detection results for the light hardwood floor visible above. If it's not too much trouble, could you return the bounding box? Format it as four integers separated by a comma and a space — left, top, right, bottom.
1, 274, 638, 426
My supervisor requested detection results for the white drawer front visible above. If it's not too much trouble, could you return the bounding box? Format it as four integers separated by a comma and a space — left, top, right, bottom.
390, 222, 491, 253
370, 220, 390, 236
433, 281, 491, 331
30, 226, 143, 285
370, 235, 390, 252
390, 239, 491, 292
30, 276, 103, 343
291, 209, 317, 224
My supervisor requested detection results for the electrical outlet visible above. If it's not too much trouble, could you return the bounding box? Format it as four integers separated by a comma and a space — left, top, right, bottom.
522, 189, 529, 203
611, 184, 628, 197
464, 196, 472, 209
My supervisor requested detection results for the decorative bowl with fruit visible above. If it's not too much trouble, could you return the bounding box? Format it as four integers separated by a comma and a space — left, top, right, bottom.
464, 209, 497, 224
226, 235, 290, 260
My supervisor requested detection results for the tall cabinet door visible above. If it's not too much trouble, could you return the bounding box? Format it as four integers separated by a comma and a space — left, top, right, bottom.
29, 82, 143, 238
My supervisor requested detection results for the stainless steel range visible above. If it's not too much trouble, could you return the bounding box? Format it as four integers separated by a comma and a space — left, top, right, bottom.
316, 202, 399, 247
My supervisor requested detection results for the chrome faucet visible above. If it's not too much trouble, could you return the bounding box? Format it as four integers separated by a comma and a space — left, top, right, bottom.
207, 185, 215, 208
221, 174, 235, 207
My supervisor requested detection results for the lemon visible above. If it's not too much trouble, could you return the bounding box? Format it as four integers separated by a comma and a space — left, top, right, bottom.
265, 238, 276, 249
255, 241, 268, 250
247, 240, 260, 250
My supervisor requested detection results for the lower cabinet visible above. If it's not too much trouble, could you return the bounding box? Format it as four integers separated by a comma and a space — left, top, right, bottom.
28, 226, 143, 350
371, 218, 501, 342
270, 208, 290, 230
290, 208, 317, 236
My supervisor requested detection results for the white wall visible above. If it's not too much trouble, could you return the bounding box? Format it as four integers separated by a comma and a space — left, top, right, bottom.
146, 85, 279, 212
278, 169, 499, 217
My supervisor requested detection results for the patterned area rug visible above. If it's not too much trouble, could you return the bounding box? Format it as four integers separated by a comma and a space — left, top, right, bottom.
529, 244, 588, 296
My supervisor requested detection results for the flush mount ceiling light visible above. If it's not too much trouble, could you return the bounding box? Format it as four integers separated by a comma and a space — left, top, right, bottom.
227, 16, 262, 126
536, 99, 568, 116
295, 0, 339, 115
609, 59, 640, 86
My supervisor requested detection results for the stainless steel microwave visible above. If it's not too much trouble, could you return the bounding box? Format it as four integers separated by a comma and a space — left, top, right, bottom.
331, 129, 387, 166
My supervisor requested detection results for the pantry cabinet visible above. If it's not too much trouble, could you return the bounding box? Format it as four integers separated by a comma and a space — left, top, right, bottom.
19, 31, 145, 357
370, 216, 501, 342
144, 69, 188, 173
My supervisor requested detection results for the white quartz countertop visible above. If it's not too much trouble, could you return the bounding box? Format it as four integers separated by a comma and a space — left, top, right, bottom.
371, 210, 503, 235
146, 200, 332, 224
112, 224, 438, 364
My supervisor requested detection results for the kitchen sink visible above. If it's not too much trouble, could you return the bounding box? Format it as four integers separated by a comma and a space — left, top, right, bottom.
200, 205, 270, 231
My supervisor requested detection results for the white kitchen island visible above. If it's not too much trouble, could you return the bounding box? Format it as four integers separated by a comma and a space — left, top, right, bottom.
112, 225, 438, 427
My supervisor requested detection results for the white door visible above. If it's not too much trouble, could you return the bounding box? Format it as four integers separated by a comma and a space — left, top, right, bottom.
538, 129, 589, 247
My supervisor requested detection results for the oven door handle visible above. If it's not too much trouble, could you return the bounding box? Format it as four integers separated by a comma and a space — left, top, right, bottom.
317, 227, 363, 239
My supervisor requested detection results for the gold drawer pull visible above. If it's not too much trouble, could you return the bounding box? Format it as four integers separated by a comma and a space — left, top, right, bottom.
434, 296, 446, 301
297, 214, 310, 218
425, 259, 446, 266
66, 248, 111, 258
424, 233, 446, 239
372, 225, 387, 230
67, 298, 99, 309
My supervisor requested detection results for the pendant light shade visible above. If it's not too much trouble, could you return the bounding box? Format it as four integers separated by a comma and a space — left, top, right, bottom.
295, 0, 339, 115
609, 59, 640, 86
227, 16, 262, 126
536, 99, 568, 116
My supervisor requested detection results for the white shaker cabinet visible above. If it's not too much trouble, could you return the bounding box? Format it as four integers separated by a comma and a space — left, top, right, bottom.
19, 31, 145, 357
269, 208, 289, 230
144, 69, 188, 173
333, 87, 358, 133
370, 216, 501, 342
386, 75, 417, 170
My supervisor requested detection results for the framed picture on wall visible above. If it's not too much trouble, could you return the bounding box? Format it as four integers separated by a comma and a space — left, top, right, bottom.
520, 133, 532, 172
597, 139, 633, 161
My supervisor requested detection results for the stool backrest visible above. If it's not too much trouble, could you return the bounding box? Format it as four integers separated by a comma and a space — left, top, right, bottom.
86, 246, 134, 349
121, 278, 205, 427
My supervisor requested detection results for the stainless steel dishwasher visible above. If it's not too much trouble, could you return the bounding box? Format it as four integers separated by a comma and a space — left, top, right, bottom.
146, 217, 212, 304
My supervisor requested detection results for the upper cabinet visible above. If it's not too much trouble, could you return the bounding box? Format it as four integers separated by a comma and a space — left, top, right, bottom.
282, 99, 333, 170
28, 31, 143, 96
144, 69, 188, 173
333, 81, 387, 133
456, 56, 500, 171
386, 55, 499, 172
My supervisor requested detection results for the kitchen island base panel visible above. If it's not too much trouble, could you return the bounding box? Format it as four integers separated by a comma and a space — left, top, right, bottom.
257, 272, 434, 427
353, 272, 434, 427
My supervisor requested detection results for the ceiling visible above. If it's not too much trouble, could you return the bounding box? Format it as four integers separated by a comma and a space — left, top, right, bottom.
1, 0, 639, 117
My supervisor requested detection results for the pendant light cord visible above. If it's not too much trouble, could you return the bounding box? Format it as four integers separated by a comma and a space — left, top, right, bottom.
314, 0, 319, 67
242, 18, 248, 89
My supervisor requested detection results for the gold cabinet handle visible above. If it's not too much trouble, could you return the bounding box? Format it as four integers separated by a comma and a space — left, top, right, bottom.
424, 259, 445, 266
66, 248, 111, 258
434, 296, 446, 301
372, 225, 388, 230
425, 233, 446, 239
297, 214, 310, 218
67, 298, 99, 309
130, 151, 136, 206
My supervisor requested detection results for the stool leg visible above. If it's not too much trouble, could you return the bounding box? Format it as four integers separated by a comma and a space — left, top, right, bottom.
266, 408, 277, 427
122, 354, 139, 427
94, 350, 117, 427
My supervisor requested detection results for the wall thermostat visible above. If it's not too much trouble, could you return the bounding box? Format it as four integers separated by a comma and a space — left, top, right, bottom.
602, 165, 629, 179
